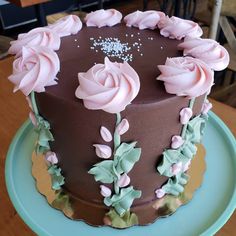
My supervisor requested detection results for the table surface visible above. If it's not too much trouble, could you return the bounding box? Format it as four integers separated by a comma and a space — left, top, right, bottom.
0, 57, 235, 235
8, 0, 49, 7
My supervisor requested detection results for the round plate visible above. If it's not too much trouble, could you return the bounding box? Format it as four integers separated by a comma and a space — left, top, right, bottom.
5, 112, 236, 236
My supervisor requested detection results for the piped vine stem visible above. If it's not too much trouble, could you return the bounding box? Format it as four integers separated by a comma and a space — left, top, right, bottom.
114, 113, 121, 150
30, 91, 39, 116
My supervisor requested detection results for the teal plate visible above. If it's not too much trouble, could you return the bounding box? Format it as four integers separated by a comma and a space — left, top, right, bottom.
5, 112, 236, 236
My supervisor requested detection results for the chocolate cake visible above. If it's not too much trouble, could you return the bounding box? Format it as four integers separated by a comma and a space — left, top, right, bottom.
8, 9, 229, 228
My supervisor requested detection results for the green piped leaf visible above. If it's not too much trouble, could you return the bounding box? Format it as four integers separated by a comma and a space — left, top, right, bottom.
106, 209, 138, 228
181, 140, 197, 159
162, 173, 189, 196
88, 160, 117, 184
48, 165, 65, 190
114, 142, 141, 175
186, 116, 206, 143
35, 115, 54, 154
104, 186, 141, 216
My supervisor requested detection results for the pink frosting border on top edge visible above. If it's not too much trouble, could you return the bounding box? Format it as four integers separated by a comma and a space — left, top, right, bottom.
158, 16, 203, 40
178, 37, 229, 71
157, 56, 214, 98
124, 10, 166, 30
48, 14, 82, 37
85, 9, 122, 28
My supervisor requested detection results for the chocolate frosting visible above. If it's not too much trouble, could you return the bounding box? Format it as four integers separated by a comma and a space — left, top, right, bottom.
35, 23, 205, 224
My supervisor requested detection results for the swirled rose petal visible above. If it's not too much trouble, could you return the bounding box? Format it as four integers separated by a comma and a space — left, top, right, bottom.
178, 37, 229, 71
157, 57, 214, 98
180, 107, 193, 124
75, 57, 140, 114
85, 9, 122, 28
116, 119, 129, 135
158, 16, 203, 40
171, 135, 184, 149
100, 126, 112, 142
48, 15, 82, 37
45, 151, 58, 164
155, 188, 165, 198
117, 173, 130, 188
8, 46, 60, 96
93, 144, 112, 159
8, 27, 61, 56
100, 185, 112, 197
124, 10, 165, 30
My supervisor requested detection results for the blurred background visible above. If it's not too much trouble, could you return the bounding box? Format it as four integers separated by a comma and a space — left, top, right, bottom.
0, 0, 235, 107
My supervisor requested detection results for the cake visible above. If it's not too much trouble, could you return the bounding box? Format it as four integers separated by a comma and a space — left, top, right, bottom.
8, 9, 229, 229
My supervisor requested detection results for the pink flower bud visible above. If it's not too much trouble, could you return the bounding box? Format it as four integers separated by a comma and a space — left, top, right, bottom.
45, 151, 58, 164
171, 135, 184, 149
116, 119, 129, 135
180, 107, 193, 124
171, 162, 183, 175
117, 173, 130, 187
155, 188, 165, 199
100, 126, 112, 142
93, 144, 112, 159
100, 185, 111, 197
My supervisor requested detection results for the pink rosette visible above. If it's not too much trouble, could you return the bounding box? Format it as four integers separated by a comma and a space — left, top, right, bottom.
158, 16, 203, 40
124, 10, 165, 30
178, 37, 229, 71
8, 46, 60, 96
157, 57, 214, 98
75, 57, 140, 114
48, 15, 82, 37
85, 9, 122, 28
8, 27, 61, 56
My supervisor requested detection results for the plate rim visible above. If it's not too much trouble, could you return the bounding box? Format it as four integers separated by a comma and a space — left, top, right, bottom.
5, 112, 236, 236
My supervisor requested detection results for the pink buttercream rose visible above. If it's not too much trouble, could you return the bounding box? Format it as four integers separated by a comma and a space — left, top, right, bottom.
8, 46, 60, 96
178, 37, 229, 71
124, 10, 165, 30
158, 16, 203, 40
48, 15, 82, 37
157, 57, 214, 98
75, 57, 140, 113
85, 9, 122, 28
8, 27, 61, 56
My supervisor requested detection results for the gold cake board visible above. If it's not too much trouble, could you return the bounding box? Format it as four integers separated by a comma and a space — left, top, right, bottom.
32, 144, 206, 228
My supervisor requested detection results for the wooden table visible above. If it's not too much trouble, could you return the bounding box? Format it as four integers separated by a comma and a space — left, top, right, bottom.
8, 0, 50, 26
0, 57, 235, 235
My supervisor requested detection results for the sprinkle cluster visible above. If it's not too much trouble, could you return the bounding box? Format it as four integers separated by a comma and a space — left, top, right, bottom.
90, 37, 133, 62
88, 33, 147, 62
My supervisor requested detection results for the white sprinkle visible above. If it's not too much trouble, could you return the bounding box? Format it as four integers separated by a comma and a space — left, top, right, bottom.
131, 34, 134, 37
141, 53, 143, 56
77, 45, 80, 48
74, 39, 77, 42
161, 46, 163, 50
138, 32, 140, 35
138, 38, 141, 41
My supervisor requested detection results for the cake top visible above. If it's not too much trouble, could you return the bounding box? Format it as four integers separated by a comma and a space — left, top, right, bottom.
8, 9, 229, 113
